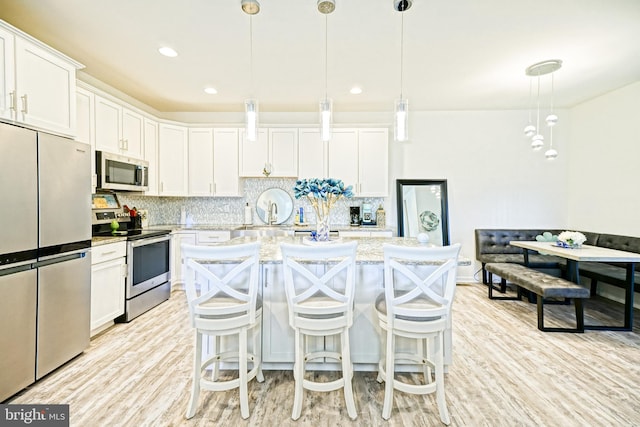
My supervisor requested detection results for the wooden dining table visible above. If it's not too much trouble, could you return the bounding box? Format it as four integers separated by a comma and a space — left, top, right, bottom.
509, 240, 640, 331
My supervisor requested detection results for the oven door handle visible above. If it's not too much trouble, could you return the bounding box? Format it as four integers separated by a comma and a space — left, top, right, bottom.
128, 235, 171, 248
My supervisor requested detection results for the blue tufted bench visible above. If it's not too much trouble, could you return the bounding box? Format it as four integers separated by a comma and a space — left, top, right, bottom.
485, 262, 590, 333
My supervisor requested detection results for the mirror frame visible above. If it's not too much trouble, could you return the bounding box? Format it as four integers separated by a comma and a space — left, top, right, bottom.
396, 179, 450, 245
256, 187, 294, 225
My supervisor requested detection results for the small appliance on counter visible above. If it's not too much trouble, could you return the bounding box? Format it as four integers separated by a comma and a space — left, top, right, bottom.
350, 206, 361, 226
361, 203, 376, 226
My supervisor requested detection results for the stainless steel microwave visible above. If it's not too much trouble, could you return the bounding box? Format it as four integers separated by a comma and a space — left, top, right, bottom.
96, 151, 149, 192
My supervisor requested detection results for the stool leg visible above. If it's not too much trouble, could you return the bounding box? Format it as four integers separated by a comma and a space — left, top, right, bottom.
382, 329, 395, 420
434, 332, 450, 425
291, 329, 304, 420
186, 330, 202, 419
254, 322, 265, 383
421, 337, 432, 382
211, 335, 220, 381
376, 326, 386, 384
239, 328, 249, 419
341, 329, 358, 420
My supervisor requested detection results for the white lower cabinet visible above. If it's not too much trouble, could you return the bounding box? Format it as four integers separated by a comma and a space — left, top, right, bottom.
90, 242, 126, 336
261, 264, 295, 363
261, 263, 382, 367
339, 230, 393, 238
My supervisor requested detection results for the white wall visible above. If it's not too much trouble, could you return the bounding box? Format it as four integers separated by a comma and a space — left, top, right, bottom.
568, 81, 640, 237
389, 110, 570, 281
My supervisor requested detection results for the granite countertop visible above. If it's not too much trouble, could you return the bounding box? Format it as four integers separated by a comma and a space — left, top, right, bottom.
158, 223, 394, 233
91, 235, 127, 246
208, 235, 471, 266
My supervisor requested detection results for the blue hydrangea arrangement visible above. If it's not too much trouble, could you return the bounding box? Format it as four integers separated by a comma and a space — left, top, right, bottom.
293, 178, 353, 241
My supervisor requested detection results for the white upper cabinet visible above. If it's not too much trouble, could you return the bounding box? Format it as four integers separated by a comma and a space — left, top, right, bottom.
0, 21, 82, 137
328, 128, 388, 197
144, 118, 159, 196
298, 129, 326, 179
357, 128, 389, 197
187, 128, 214, 196
187, 128, 241, 197
95, 95, 143, 159
239, 128, 298, 177
75, 86, 96, 192
158, 123, 188, 196
213, 128, 241, 197
269, 128, 298, 177
327, 129, 359, 191
0, 26, 16, 121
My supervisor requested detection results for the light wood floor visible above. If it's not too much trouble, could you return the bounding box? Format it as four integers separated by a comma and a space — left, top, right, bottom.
8, 284, 640, 426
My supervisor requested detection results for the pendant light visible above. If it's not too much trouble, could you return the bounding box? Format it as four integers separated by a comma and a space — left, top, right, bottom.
394, 0, 411, 142
544, 72, 559, 159
243, 3, 259, 141
319, 4, 334, 142
524, 59, 562, 157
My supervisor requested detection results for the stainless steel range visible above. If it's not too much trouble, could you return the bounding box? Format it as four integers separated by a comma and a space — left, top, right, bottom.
92, 193, 171, 322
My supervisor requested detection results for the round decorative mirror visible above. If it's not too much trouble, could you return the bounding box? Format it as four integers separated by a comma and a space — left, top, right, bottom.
256, 188, 293, 225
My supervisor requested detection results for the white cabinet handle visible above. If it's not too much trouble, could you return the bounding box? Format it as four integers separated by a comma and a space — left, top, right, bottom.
9, 91, 16, 111
100, 250, 117, 256
20, 94, 28, 114
264, 267, 269, 288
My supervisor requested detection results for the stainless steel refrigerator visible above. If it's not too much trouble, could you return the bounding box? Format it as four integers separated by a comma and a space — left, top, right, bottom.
0, 122, 92, 402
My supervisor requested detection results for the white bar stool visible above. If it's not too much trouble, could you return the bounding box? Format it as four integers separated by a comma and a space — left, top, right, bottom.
375, 243, 461, 424
181, 242, 264, 420
280, 241, 359, 420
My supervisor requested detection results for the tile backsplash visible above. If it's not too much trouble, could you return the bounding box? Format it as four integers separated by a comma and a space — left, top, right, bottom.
118, 178, 384, 227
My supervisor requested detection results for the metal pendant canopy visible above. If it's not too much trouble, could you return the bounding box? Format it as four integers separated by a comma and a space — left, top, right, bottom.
525, 59, 562, 76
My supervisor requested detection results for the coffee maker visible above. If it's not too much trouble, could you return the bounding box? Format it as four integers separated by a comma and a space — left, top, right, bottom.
349, 206, 361, 226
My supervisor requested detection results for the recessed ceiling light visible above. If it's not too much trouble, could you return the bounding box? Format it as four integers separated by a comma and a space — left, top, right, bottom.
350, 86, 363, 95
158, 47, 178, 57
204, 87, 218, 95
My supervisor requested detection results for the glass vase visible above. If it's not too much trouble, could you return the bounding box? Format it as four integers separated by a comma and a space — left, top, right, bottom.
313, 202, 331, 241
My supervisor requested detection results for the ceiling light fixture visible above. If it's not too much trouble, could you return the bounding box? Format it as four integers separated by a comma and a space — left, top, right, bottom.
319, 3, 334, 142
394, 0, 411, 142
350, 86, 362, 95
243, 2, 259, 142
241, 0, 260, 15
158, 47, 177, 57
524, 59, 562, 159
204, 87, 217, 95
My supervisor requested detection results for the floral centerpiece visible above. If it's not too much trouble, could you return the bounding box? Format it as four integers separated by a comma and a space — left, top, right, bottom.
293, 178, 353, 241
557, 231, 587, 248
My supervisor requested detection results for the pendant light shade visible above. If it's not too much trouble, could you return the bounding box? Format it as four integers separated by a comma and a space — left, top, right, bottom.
245, 99, 258, 141
394, 99, 408, 142
317, 0, 335, 14
320, 98, 332, 142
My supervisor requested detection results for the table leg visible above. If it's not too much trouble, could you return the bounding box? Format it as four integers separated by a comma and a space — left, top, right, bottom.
623, 263, 635, 330
566, 259, 580, 283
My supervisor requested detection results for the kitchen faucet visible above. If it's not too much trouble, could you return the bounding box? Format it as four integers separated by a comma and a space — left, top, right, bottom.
268, 201, 278, 224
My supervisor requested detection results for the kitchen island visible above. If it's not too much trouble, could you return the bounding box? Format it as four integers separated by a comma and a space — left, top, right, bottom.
191, 235, 470, 371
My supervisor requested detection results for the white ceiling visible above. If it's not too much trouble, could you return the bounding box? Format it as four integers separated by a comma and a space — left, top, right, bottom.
1, 0, 639, 113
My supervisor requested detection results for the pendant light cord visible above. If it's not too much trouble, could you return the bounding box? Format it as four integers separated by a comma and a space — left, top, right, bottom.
324, 15, 328, 99
250, 15, 254, 97
400, 13, 404, 99
535, 73, 541, 133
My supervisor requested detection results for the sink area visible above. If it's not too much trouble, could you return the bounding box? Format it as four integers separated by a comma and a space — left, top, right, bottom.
231, 226, 295, 238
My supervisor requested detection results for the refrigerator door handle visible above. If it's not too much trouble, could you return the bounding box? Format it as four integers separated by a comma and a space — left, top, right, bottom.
36, 250, 88, 267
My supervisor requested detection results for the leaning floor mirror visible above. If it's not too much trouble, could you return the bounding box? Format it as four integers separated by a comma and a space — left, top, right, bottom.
396, 179, 450, 245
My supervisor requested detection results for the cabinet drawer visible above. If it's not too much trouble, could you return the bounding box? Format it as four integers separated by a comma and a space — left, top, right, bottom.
91, 241, 127, 264
197, 231, 231, 245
